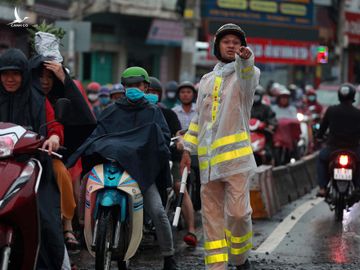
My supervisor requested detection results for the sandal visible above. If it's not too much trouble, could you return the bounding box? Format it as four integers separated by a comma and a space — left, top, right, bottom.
64, 230, 81, 253
183, 232, 197, 247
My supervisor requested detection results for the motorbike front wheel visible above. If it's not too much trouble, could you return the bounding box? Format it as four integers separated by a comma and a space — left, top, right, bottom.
95, 208, 114, 270
335, 194, 345, 222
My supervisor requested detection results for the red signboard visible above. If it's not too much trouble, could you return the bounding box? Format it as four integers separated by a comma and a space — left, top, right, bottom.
247, 38, 318, 65
207, 36, 318, 66
345, 12, 360, 45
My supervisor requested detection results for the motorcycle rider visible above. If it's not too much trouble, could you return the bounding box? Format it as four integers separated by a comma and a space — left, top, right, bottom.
30, 54, 97, 254
162, 80, 179, 109
86, 81, 101, 107
69, 67, 179, 270
172, 81, 199, 246
180, 23, 260, 270
93, 86, 112, 118
0, 48, 70, 269
251, 85, 277, 163
304, 88, 323, 115
251, 85, 277, 130
110, 83, 125, 101
271, 86, 298, 120
316, 83, 360, 197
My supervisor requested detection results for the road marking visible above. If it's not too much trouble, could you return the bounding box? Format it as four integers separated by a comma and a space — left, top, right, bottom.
255, 197, 323, 254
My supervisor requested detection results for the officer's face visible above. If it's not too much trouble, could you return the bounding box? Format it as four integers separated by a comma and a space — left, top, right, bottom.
219, 34, 241, 62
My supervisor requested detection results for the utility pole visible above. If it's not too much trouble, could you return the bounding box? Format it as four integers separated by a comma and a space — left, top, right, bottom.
337, 0, 348, 82
179, 0, 200, 82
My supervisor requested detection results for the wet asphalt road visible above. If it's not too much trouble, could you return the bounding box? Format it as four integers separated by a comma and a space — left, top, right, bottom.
72, 190, 360, 269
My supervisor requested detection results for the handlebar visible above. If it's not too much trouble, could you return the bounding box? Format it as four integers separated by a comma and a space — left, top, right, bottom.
37, 148, 63, 159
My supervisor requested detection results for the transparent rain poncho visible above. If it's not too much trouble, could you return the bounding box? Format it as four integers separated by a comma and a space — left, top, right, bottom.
184, 51, 260, 184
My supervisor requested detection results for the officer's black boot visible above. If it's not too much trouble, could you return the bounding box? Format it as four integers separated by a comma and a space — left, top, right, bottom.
236, 259, 253, 270
163, 255, 179, 270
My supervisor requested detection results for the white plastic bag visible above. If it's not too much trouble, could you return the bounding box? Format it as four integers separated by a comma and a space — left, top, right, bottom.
35, 31, 63, 63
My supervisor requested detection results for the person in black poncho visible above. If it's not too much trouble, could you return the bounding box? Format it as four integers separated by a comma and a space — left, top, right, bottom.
67, 66, 179, 270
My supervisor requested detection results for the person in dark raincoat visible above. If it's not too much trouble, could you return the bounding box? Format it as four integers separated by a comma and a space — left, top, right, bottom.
30, 54, 97, 253
67, 66, 179, 270
0, 48, 69, 269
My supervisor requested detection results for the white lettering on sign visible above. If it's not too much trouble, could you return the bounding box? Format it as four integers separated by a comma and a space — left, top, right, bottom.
259, 44, 308, 59
345, 18, 360, 35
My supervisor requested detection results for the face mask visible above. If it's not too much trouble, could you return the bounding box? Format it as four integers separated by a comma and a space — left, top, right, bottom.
126, 87, 145, 101
145, 93, 159, 104
254, 95, 262, 103
166, 91, 176, 99
88, 93, 98, 102
308, 95, 316, 102
99, 96, 110, 105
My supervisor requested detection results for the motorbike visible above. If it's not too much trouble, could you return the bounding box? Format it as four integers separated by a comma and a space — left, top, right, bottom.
84, 160, 143, 270
326, 150, 359, 221
296, 112, 312, 158
249, 118, 268, 165
0, 99, 68, 270
273, 118, 301, 166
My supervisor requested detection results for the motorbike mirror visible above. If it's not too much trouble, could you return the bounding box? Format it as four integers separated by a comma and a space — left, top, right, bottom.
55, 98, 71, 124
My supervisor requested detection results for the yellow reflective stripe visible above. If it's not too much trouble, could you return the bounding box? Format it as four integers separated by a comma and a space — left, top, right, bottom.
204, 239, 227, 250
211, 132, 249, 150
205, 253, 228, 265
225, 231, 253, 244
199, 160, 209, 170
188, 122, 199, 133
241, 66, 254, 74
198, 146, 207, 156
184, 133, 198, 145
230, 242, 253, 255
211, 76, 222, 123
211, 146, 253, 166
231, 231, 253, 244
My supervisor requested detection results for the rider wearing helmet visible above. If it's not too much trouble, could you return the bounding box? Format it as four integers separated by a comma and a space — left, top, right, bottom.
316, 83, 360, 197
271, 85, 298, 120
251, 85, 277, 129
148, 77, 198, 247
173, 81, 197, 130
162, 80, 179, 109
104, 67, 179, 269
86, 81, 101, 106
304, 88, 323, 115
93, 86, 112, 118
110, 83, 125, 101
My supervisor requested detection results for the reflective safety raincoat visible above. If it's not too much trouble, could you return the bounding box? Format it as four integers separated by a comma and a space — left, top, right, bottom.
184, 53, 260, 183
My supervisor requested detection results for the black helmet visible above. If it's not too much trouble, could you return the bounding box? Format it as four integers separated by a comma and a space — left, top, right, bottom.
338, 83, 356, 103
177, 81, 196, 94
149, 76, 163, 101
213, 23, 247, 61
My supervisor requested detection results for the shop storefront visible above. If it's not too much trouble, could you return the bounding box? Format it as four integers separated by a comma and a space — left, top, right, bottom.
198, 0, 319, 88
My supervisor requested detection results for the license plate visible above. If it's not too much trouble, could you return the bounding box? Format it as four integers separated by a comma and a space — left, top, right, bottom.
334, 168, 352, 180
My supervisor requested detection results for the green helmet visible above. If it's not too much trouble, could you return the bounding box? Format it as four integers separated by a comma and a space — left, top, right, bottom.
121, 66, 150, 85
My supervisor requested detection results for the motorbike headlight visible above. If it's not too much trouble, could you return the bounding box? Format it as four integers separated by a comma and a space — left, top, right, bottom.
0, 161, 35, 208
297, 113, 304, 122
0, 135, 15, 158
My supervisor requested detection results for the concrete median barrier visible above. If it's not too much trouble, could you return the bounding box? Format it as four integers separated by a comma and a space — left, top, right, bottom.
287, 160, 312, 196
272, 165, 299, 206
249, 165, 280, 219
302, 152, 319, 188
